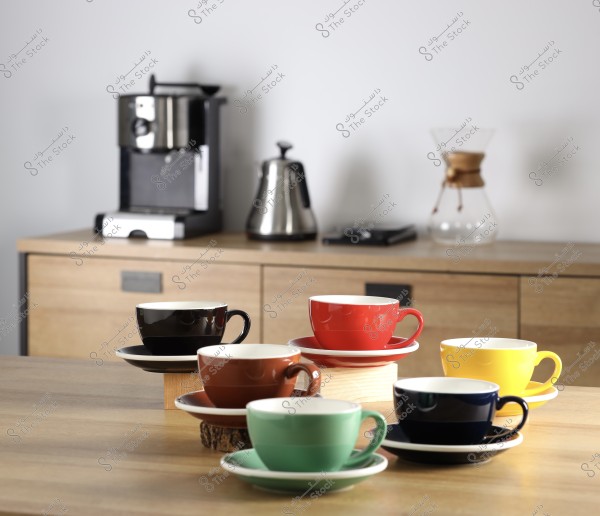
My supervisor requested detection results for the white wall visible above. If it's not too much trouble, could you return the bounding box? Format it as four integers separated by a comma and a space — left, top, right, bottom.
1, 0, 599, 354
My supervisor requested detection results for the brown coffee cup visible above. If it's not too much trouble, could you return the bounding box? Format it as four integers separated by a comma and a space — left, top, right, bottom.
197, 344, 321, 408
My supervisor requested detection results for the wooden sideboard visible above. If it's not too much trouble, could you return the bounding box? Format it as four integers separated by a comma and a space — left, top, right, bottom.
17, 230, 600, 386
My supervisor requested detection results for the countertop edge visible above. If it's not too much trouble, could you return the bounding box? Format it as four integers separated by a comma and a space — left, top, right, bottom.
16, 230, 600, 277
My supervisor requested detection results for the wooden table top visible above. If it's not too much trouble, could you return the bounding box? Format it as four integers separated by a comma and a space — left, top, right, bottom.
1, 356, 599, 515
17, 229, 600, 277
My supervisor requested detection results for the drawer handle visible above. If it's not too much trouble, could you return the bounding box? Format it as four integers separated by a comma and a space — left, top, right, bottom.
121, 271, 162, 293
365, 283, 413, 307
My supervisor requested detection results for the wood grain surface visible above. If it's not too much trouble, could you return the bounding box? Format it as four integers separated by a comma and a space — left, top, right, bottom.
520, 276, 600, 387
27, 255, 261, 359
1, 356, 599, 515
17, 229, 600, 277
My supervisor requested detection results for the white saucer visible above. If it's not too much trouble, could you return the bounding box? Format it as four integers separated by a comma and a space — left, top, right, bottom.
289, 338, 418, 357
496, 381, 559, 416
220, 449, 387, 493
288, 337, 419, 368
380, 424, 523, 465
383, 434, 523, 453
524, 387, 558, 403
175, 390, 247, 428
116, 345, 196, 361
116, 345, 198, 373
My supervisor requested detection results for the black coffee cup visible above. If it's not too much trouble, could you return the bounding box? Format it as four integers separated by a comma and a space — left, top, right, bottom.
136, 301, 251, 356
393, 377, 528, 445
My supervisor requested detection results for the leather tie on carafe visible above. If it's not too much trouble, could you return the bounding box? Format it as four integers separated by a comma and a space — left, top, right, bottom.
432, 152, 485, 214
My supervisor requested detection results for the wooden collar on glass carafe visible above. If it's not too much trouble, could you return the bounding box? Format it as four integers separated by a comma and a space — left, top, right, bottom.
444, 151, 485, 188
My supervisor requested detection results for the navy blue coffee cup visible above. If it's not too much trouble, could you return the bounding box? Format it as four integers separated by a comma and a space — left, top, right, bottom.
393, 377, 528, 445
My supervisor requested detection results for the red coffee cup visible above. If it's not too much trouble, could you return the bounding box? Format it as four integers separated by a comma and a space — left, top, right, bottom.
309, 295, 424, 350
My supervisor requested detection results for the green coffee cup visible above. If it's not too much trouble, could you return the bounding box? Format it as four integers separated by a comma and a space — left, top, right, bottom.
246, 397, 387, 472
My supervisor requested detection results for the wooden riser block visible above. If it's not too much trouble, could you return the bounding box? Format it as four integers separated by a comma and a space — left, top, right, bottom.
163, 372, 203, 409
296, 362, 398, 403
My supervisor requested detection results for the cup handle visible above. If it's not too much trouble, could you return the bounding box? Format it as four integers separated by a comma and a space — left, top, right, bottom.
343, 410, 387, 468
494, 396, 529, 441
225, 310, 252, 344
284, 363, 321, 396
387, 308, 425, 347
522, 351, 562, 396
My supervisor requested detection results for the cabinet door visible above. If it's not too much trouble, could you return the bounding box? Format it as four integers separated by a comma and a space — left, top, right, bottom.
27, 255, 261, 360
263, 267, 518, 378
521, 277, 600, 387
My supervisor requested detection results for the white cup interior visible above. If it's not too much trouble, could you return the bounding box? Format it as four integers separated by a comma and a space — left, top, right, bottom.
247, 397, 359, 415
441, 338, 537, 350
394, 377, 498, 394
137, 301, 227, 310
198, 344, 300, 359
310, 295, 397, 306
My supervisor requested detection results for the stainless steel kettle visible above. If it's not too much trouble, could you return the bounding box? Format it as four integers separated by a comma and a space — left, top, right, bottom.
246, 141, 317, 240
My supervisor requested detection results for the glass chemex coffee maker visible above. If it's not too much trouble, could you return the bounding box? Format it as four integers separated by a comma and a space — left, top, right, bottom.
96, 75, 226, 239
428, 126, 498, 246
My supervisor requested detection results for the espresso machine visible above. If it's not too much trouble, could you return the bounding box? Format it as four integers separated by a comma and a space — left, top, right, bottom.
95, 75, 226, 239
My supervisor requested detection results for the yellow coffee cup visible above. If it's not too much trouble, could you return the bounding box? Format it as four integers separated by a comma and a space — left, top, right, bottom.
440, 338, 562, 397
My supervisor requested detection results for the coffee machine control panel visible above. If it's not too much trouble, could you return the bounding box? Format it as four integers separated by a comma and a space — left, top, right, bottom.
132, 117, 151, 138
130, 96, 156, 148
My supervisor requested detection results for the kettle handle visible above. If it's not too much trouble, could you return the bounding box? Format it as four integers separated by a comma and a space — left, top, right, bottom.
291, 162, 311, 208
277, 141, 293, 159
